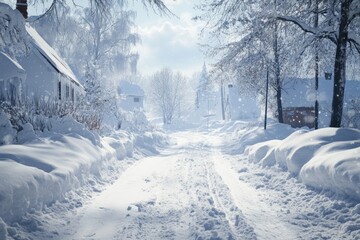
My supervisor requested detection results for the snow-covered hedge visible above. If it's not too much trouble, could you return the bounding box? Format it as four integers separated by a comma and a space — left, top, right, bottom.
245, 127, 360, 200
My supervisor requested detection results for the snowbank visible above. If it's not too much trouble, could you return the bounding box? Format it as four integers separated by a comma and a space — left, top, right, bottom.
246, 139, 281, 167
246, 127, 360, 200
230, 121, 295, 154
0, 117, 115, 223
0, 110, 169, 226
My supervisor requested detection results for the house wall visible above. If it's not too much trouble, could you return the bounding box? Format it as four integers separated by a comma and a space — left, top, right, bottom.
227, 85, 260, 120
120, 95, 144, 111
19, 51, 56, 102
19, 51, 83, 104
57, 75, 83, 103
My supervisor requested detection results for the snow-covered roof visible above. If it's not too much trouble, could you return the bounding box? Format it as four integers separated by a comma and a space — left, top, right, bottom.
25, 24, 81, 87
0, 51, 26, 81
119, 80, 144, 97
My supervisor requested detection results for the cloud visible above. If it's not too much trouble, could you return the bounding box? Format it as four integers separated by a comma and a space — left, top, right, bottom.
137, 19, 204, 77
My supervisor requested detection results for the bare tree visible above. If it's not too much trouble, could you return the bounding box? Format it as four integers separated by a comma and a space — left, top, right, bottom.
150, 68, 186, 125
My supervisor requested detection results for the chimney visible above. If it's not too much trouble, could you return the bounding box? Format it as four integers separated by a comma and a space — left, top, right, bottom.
16, 0, 28, 19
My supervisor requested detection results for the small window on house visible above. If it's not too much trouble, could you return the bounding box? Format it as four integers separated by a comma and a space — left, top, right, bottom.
134, 97, 140, 103
0, 81, 4, 100
58, 81, 62, 100
71, 88, 75, 102
66, 84, 70, 99
9, 83, 16, 105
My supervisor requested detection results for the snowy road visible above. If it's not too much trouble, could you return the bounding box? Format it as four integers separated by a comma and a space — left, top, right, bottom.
59, 130, 299, 240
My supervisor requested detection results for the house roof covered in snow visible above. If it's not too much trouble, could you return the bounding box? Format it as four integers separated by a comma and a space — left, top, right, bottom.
119, 81, 144, 97
25, 24, 81, 87
0, 51, 26, 81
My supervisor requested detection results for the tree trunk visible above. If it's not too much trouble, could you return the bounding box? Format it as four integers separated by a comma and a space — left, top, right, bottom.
330, 0, 350, 127
273, 20, 283, 123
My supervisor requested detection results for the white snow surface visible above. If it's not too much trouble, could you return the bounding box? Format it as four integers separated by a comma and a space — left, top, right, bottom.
0, 113, 168, 231
247, 126, 360, 200
1, 119, 360, 239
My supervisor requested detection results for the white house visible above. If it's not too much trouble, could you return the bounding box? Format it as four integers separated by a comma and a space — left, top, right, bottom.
0, 51, 26, 105
17, 24, 84, 103
118, 81, 144, 111
227, 84, 260, 120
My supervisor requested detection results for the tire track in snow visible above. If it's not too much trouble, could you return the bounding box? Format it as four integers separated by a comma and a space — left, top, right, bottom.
58, 131, 289, 240
211, 150, 299, 240
184, 142, 256, 240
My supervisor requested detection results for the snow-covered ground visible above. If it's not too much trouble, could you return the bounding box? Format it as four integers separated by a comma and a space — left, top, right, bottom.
1, 119, 360, 239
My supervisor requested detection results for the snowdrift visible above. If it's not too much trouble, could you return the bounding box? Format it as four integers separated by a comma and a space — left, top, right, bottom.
0, 116, 115, 223
246, 127, 360, 200
230, 121, 295, 154
0, 112, 168, 224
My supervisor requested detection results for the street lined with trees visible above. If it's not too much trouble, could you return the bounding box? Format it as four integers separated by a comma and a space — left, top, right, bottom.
196, 0, 360, 127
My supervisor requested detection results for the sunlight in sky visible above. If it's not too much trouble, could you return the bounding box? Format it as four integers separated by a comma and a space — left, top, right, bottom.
132, 0, 205, 77
20, 0, 206, 77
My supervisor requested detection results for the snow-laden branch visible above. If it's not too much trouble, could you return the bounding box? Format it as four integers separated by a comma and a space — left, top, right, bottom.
277, 16, 316, 34
349, 0, 360, 23
277, 15, 337, 44
348, 33, 360, 54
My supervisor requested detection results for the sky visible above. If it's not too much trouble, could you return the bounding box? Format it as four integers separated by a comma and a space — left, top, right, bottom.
2, 0, 206, 77
131, 0, 206, 77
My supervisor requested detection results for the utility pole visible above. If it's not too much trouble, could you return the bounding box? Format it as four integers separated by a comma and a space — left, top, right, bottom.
314, 0, 319, 129
264, 69, 269, 130
220, 81, 225, 120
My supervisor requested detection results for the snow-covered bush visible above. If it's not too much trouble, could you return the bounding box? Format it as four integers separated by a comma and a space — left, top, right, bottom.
0, 110, 16, 145
120, 109, 149, 132
0, 96, 105, 145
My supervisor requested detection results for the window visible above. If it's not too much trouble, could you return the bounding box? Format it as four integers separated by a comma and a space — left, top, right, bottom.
71, 88, 75, 102
0, 81, 4, 100
58, 81, 61, 100
66, 84, 70, 99
134, 97, 140, 103
9, 83, 16, 105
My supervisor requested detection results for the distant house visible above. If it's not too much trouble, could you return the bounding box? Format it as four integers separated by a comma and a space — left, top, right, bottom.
227, 84, 260, 120
17, 24, 84, 103
283, 106, 315, 128
118, 81, 144, 111
282, 77, 360, 128
0, 51, 26, 105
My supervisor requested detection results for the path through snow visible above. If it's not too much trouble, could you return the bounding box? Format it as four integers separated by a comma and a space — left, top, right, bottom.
57, 130, 299, 240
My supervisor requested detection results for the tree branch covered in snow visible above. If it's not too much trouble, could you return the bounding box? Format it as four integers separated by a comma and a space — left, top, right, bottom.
276, 15, 337, 44
31, 0, 172, 18
0, 3, 29, 56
